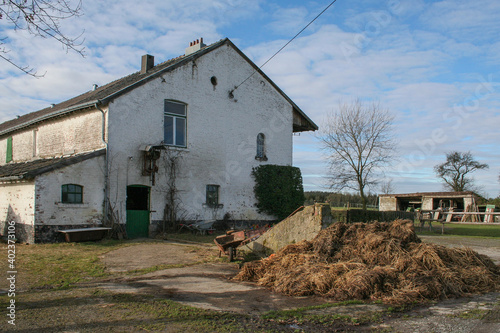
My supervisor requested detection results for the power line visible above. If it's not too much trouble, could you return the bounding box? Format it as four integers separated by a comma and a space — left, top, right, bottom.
232, 0, 338, 93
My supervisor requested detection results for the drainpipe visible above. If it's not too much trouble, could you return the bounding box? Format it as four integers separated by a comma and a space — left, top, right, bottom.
95, 102, 110, 225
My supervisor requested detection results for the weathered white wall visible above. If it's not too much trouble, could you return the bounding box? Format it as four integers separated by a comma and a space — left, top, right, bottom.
379, 197, 398, 211
107, 44, 294, 223
0, 108, 105, 165
0, 181, 35, 226
0, 181, 36, 242
463, 197, 475, 208
422, 197, 434, 210
0, 137, 5, 163
34, 155, 105, 226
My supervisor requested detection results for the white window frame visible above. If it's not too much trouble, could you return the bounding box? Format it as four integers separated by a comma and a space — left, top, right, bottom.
164, 100, 187, 147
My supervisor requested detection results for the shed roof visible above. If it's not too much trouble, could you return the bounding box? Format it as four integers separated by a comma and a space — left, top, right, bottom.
0, 38, 317, 136
378, 191, 477, 198
0, 149, 105, 181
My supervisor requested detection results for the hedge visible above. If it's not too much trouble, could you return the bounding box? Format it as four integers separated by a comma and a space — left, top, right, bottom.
252, 165, 305, 221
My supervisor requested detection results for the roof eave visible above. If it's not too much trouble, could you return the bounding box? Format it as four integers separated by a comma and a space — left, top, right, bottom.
0, 175, 25, 182
0, 100, 100, 137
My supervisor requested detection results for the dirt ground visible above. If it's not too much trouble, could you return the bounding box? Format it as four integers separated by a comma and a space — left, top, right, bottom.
100, 241, 328, 314
101, 241, 211, 272
98, 236, 500, 332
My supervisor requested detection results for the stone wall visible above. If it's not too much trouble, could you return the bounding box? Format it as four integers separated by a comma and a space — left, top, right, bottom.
243, 204, 332, 256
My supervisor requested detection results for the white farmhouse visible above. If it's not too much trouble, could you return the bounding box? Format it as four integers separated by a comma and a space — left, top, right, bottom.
0, 38, 317, 243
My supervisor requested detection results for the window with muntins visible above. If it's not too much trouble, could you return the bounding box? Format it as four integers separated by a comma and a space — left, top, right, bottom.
61, 184, 83, 204
206, 185, 220, 207
164, 100, 187, 147
256, 133, 267, 161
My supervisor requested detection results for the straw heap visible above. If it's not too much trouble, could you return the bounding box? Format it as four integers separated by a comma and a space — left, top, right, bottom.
235, 220, 500, 305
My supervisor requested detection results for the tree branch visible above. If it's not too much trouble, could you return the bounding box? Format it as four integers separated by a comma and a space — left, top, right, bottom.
0, 0, 84, 75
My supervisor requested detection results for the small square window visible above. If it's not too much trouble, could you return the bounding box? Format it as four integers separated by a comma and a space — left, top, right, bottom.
62, 184, 83, 204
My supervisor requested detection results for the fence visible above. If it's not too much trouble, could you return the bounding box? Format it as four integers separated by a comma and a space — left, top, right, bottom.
331, 209, 415, 223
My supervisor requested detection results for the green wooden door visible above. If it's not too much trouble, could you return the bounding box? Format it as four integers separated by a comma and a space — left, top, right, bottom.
126, 185, 150, 238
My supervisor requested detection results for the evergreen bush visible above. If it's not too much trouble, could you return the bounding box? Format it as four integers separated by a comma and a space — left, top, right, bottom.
252, 165, 305, 221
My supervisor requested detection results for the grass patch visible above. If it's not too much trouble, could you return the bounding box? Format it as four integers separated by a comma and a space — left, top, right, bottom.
116, 295, 248, 332
415, 221, 500, 238
445, 224, 500, 237
0, 287, 267, 332
262, 300, 374, 325
1, 238, 226, 291
8, 240, 129, 290
448, 308, 489, 320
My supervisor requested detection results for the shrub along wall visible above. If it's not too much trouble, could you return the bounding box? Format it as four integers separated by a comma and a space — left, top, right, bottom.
252, 165, 305, 221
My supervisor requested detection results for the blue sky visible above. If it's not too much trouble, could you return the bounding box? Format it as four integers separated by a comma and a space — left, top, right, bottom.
1, 0, 499, 198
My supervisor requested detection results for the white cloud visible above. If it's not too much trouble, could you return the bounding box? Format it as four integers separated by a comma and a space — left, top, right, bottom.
1, 0, 499, 198
420, 0, 500, 43
266, 6, 310, 35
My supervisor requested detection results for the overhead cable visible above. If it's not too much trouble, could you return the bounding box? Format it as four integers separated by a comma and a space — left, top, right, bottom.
232, 0, 338, 93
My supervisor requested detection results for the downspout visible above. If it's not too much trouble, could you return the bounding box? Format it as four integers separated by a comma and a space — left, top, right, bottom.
95, 102, 110, 225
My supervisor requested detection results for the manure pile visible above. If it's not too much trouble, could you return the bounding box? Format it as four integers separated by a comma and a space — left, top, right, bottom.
235, 220, 500, 305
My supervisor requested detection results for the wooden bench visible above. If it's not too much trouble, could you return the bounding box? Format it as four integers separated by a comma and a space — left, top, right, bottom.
58, 227, 111, 242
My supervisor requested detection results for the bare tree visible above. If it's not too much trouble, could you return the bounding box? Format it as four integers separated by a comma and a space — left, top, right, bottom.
0, 0, 84, 77
434, 151, 488, 192
318, 99, 396, 210
380, 179, 394, 195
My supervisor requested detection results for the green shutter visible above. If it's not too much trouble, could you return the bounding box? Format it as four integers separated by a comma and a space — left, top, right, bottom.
6, 137, 12, 163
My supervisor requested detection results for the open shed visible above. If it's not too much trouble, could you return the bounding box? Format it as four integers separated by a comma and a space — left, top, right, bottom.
378, 191, 479, 212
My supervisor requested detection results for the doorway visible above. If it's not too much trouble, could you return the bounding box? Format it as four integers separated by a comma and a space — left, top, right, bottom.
126, 185, 150, 238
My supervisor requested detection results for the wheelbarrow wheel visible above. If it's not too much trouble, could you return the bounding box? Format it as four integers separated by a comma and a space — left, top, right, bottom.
228, 246, 234, 262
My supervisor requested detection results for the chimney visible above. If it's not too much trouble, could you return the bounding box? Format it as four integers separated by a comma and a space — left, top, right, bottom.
141, 54, 154, 74
185, 38, 206, 56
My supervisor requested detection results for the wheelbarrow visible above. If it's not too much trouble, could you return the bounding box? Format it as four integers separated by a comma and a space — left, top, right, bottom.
214, 227, 268, 261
